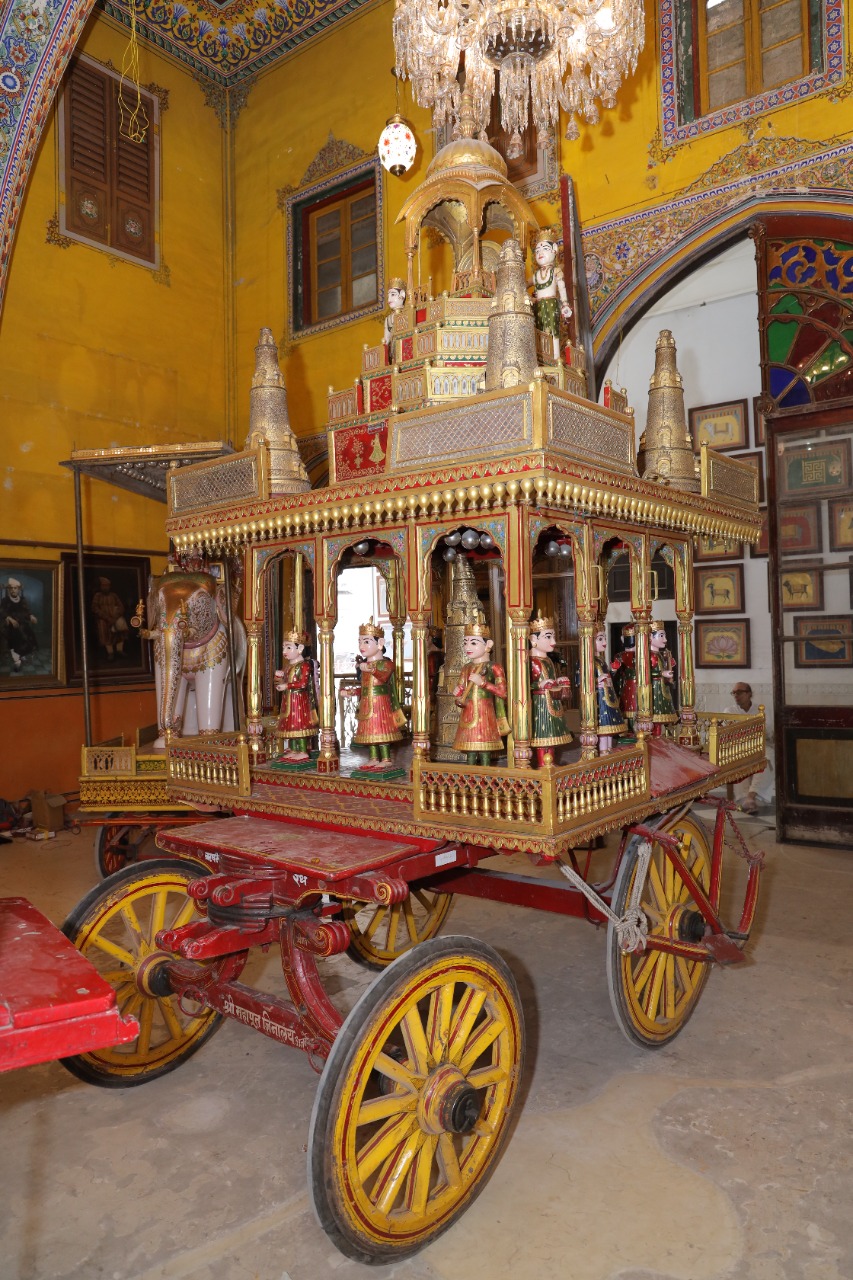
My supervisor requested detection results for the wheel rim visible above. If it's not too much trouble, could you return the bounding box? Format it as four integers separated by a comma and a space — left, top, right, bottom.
343, 890, 452, 967
326, 952, 522, 1250
69, 868, 222, 1080
616, 816, 713, 1045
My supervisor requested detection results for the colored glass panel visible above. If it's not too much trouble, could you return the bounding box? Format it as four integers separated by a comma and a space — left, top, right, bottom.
768, 318, 798, 363
770, 365, 798, 400
787, 324, 829, 373
778, 376, 812, 407
769, 292, 804, 314
803, 339, 851, 386
814, 366, 853, 401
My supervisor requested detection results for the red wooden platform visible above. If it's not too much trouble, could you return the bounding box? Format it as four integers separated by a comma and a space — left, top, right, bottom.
0, 897, 138, 1071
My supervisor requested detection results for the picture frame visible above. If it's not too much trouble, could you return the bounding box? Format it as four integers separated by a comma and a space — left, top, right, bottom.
695, 618, 751, 668
735, 449, 766, 504
688, 399, 749, 452
828, 496, 853, 553
752, 395, 765, 446
0, 560, 64, 688
779, 503, 822, 555
778, 439, 851, 498
750, 512, 769, 558
61, 552, 152, 684
793, 614, 853, 669
695, 565, 745, 614
695, 535, 743, 562
780, 567, 824, 611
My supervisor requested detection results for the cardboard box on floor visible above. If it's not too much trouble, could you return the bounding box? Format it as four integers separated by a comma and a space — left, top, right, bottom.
28, 791, 66, 832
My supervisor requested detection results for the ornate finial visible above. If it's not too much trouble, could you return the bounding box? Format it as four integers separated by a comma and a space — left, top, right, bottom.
639, 329, 700, 494
458, 87, 476, 139
359, 616, 384, 639
246, 327, 310, 496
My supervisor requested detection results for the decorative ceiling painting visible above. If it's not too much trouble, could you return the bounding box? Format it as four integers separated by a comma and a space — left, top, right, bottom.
100, 0, 375, 84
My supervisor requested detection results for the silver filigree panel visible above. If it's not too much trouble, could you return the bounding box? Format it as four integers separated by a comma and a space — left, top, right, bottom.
548, 400, 636, 475
705, 452, 759, 507
170, 453, 262, 514
391, 395, 530, 468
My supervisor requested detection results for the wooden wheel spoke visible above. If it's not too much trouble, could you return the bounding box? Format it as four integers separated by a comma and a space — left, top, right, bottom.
150, 888, 170, 938
356, 1112, 418, 1184
88, 934, 136, 968
118, 898, 146, 947
406, 1132, 438, 1218
364, 904, 388, 943
172, 896, 197, 930
159, 995, 185, 1043
136, 999, 155, 1055
675, 954, 699, 997
412, 889, 435, 914
401, 1005, 432, 1076
466, 1063, 507, 1090
374, 1049, 421, 1093
458, 1013, 504, 1075
663, 849, 676, 906
402, 895, 420, 945
629, 948, 657, 997
436, 1131, 463, 1191
427, 982, 454, 1060
646, 858, 668, 913
386, 903, 403, 953
642, 952, 669, 1020
447, 988, 487, 1065
357, 1092, 418, 1127
373, 1129, 425, 1217
663, 957, 676, 1021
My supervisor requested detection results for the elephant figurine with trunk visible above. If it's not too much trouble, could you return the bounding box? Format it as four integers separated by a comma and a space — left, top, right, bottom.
146, 569, 247, 748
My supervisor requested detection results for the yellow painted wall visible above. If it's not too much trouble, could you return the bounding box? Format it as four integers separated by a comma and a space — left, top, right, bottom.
0, 13, 229, 554
0, 13, 228, 800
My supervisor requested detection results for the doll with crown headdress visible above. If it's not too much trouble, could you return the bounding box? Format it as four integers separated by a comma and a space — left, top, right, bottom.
274, 627, 318, 763
610, 622, 638, 730
593, 624, 627, 753
452, 615, 509, 766
529, 231, 572, 360
528, 612, 573, 767
352, 617, 406, 771
650, 619, 677, 735
382, 278, 408, 347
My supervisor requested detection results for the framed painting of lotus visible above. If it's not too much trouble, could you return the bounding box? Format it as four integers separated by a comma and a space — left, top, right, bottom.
695, 619, 751, 668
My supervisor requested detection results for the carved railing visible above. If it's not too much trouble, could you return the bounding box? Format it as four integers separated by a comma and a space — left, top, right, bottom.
167, 735, 251, 800
327, 384, 360, 423
427, 366, 484, 402
393, 364, 428, 412
438, 327, 488, 356
362, 342, 387, 374
81, 741, 137, 777
426, 296, 492, 324
413, 741, 648, 836
697, 710, 765, 768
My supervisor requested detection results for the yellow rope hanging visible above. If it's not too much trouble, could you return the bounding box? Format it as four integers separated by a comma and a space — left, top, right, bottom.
118, 0, 149, 144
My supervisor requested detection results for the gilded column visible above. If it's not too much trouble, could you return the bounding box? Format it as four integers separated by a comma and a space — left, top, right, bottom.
676, 613, 700, 748
410, 614, 430, 761
508, 608, 532, 769
316, 619, 339, 773
577, 606, 598, 760
245, 620, 264, 755
633, 611, 653, 736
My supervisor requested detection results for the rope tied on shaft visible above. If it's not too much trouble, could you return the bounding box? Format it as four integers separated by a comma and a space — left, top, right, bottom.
557, 839, 652, 954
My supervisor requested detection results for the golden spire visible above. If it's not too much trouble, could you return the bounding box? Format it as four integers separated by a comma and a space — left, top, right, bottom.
246, 328, 310, 496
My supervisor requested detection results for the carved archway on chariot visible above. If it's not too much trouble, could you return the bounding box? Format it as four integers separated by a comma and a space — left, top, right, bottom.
396, 89, 540, 301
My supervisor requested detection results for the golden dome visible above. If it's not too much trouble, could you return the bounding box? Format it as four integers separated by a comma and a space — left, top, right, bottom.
427, 135, 508, 180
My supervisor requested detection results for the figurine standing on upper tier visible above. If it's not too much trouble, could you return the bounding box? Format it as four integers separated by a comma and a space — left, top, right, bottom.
274, 629, 318, 762
650, 620, 678, 735
611, 622, 638, 730
529, 233, 572, 359
593, 627, 627, 754
453, 618, 509, 766
528, 612, 573, 767
352, 617, 406, 771
382, 278, 408, 347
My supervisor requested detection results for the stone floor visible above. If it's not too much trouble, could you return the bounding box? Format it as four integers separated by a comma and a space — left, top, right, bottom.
1, 810, 851, 1280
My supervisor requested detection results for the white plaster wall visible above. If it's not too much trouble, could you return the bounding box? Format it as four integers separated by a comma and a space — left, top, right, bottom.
600, 240, 772, 719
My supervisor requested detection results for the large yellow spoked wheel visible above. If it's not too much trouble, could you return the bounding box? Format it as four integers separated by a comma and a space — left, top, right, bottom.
342, 889, 453, 970
93, 817, 159, 879
308, 935, 525, 1264
606, 810, 715, 1049
61, 859, 247, 1087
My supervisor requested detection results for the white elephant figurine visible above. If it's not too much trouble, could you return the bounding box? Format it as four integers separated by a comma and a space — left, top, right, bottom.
146, 569, 247, 749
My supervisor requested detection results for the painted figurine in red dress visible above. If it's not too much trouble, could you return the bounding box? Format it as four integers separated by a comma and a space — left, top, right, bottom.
610, 622, 638, 730
453, 618, 509, 766
274, 628, 318, 761
353, 617, 406, 770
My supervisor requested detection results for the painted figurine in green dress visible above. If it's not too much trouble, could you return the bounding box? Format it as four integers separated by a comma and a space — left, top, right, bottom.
593, 627, 627, 754
529, 233, 572, 361
528, 612, 573, 767
650, 620, 677, 735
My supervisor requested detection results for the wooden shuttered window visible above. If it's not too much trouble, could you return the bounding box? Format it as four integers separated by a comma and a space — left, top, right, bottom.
696, 0, 810, 115
62, 57, 157, 265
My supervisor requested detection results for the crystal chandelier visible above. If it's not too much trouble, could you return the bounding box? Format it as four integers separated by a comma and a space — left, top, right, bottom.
392, 0, 645, 156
